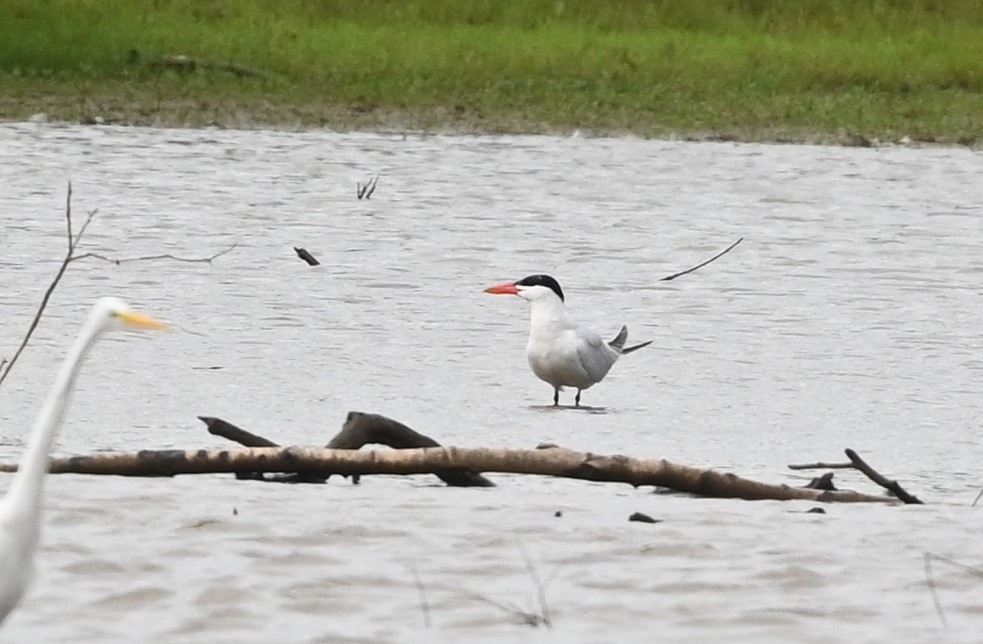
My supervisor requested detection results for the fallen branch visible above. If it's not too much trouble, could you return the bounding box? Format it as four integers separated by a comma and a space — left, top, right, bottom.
200, 415, 327, 484
0, 442, 896, 503
201, 416, 278, 447
660, 237, 743, 281
844, 448, 923, 504
201, 413, 495, 487
788, 449, 923, 504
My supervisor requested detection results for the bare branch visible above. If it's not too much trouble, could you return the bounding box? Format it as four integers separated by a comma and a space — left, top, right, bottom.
71, 243, 237, 265
0, 184, 236, 388
0, 183, 88, 387
844, 448, 923, 504
660, 237, 743, 281
71, 209, 98, 250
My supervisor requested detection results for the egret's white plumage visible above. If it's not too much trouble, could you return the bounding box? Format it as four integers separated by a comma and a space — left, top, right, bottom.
485, 275, 651, 406
0, 297, 165, 625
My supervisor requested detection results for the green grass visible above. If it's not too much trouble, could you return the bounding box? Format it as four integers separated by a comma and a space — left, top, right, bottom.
2, 0, 983, 143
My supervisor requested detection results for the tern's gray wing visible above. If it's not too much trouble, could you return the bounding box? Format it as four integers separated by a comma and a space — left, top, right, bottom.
576, 327, 619, 385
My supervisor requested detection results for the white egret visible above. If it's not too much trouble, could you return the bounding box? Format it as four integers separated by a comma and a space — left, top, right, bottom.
0, 297, 166, 624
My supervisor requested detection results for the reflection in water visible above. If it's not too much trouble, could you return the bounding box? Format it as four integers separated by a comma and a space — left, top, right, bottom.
0, 124, 982, 642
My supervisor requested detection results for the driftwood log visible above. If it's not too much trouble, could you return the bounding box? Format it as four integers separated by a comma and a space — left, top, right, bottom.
0, 423, 898, 503
0, 412, 914, 503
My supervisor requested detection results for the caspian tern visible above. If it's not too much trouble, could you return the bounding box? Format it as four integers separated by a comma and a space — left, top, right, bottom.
484, 274, 652, 407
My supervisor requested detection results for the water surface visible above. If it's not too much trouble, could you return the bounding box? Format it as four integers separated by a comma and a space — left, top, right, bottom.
1, 123, 981, 642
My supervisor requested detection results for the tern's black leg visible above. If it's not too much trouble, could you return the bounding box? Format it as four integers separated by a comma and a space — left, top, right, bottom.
575, 390, 582, 407
553, 388, 559, 406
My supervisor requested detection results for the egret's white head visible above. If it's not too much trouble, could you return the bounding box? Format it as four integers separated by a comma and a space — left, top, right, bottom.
91, 297, 167, 333
484, 274, 565, 303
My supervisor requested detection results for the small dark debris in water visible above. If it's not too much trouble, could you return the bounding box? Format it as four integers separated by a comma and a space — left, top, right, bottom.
806, 507, 826, 514
554, 510, 562, 518
629, 512, 661, 524
357, 174, 379, 200
294, 247, 320, 266
805, 472, 837, 491
190, 366, 224, 370
233, 507, 238, 516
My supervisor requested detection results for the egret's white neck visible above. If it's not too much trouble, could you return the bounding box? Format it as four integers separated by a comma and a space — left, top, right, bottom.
2, 314, 104, 521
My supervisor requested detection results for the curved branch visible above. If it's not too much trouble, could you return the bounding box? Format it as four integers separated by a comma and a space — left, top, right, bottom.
660, 237, 743, 281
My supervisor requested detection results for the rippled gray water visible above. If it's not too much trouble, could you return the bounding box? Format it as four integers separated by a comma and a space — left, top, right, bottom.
1, 123, 982, 642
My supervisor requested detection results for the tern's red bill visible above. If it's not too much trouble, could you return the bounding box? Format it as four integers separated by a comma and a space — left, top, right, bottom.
484, 282, 520, 295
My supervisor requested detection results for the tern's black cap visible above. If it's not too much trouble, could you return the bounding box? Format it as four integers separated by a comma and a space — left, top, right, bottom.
516, 274, 564, 301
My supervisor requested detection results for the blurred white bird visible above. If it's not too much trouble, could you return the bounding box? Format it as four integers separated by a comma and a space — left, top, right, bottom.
0, 297, 166, 625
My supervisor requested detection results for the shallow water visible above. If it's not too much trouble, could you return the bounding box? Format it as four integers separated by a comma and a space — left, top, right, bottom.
0, 123, 981, 642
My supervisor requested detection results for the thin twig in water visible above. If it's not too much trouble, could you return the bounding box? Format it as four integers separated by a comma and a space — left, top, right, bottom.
357, 174, 379, 200
0, 183, 96, 387
464, 544, 558, 628
972, 488, 983, 507
463, 591, 544, 627
72, 243, 237, 265
518, 541, 553, 628
660, 237, 743, 281
924, 552, 983, 628
409, 565, 432, 629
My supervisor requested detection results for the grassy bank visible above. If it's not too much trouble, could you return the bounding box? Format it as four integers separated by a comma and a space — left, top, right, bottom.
2, 0, 983, 144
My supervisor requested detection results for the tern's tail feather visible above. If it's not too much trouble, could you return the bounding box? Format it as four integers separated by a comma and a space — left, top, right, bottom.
608, 325, 629, 352
622, 340, 653, 355
609, 325, 652, 355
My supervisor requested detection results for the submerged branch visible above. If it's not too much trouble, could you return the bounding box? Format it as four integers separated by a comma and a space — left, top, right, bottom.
200, 412, 495, 487
789, 449, 922, 504
0, 441, 897, 503
72, 243, 237, 265
844, 448, 923, 504
788, 461, 856, 470
660, 237, 743, 281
